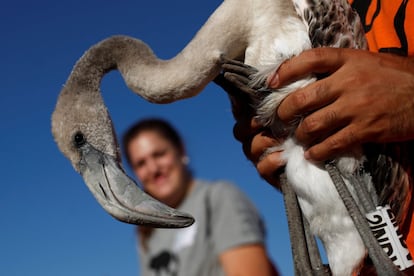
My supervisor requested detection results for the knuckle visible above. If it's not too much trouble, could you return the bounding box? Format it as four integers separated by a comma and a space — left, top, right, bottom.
347, 129, 358, 145
325, 110, 338, 125
342, 126, 361, 147
324, 129, 359, 158
342, 73, 365, 90
326, 136, 343, 152
300, 116, 318, 135
256, 153, 285, 187
279, 59, 292, 73
250, 134, 269, 161
290, 90, 309, 108
303, 48, 325, 61
313, 81, 329, 100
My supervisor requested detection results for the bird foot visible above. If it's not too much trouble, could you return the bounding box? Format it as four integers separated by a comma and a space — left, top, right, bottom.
215, 57, 264, 96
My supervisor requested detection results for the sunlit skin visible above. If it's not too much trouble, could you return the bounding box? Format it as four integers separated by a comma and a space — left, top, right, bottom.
232, 48, 414, 187
273, 48, 414, 161
127, 131, 193, 208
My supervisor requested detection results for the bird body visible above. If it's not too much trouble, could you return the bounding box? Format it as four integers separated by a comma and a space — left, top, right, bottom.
236, 1, 412, 275
52, 0, 310, 228
52, 0, 411, 274
280, 138, 367, 275
246, 1, 370, 274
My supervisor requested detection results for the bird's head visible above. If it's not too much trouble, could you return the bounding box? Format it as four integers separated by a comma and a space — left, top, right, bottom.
51, 79, 194, 228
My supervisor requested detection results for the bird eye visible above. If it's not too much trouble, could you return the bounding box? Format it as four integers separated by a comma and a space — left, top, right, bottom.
73, 132, 86, 147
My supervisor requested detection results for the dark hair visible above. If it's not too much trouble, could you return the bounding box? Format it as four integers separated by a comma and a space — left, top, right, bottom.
122, 118, 185, 166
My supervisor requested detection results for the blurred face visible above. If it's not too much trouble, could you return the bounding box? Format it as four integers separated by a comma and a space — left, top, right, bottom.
127, 130, 190, 207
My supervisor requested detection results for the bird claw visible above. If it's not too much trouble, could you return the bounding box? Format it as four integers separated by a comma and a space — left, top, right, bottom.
215, 57, 264, 96
220, 56, 258, 79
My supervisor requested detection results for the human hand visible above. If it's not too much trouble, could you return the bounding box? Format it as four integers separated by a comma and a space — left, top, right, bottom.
269, 48, 414, 161
233, 117, 286, 188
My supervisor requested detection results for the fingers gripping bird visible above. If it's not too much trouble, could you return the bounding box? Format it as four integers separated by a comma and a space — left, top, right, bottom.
51, 0, 412, 274
218, 1, 414, 275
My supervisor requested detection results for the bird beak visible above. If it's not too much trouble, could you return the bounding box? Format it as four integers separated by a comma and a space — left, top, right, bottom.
77, 142, 195, 228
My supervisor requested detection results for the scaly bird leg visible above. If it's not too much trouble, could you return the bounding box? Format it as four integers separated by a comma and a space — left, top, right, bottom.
215, 57, 328, 275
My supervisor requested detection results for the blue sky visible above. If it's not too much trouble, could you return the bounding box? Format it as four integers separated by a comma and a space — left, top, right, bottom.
1, 1, 296, 275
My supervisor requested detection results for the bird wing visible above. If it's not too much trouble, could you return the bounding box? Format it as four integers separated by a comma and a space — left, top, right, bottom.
293, 0, 367, 49
365, 142, 414, 226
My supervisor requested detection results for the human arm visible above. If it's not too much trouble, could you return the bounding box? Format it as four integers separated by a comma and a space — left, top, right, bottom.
208, 182, 278, 276
233, 117, 285, 188
220, 244, 279, 276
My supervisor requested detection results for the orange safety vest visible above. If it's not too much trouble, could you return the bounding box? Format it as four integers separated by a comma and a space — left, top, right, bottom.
349, 0, 414, 269
349, 0, 414, 56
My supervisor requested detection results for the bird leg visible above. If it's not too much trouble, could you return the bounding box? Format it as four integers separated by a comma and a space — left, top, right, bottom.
215, 58, 329, 275
280, 173, 331, 275
216, 57, 271, 106
325, 161, 403, 275
216, 58, 259, 94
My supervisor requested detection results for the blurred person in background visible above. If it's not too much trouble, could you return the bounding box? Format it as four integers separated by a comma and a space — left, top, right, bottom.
123, 118, 279, 276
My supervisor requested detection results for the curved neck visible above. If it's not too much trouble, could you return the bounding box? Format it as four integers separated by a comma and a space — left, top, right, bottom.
68, 0, 253, 104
